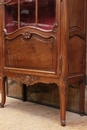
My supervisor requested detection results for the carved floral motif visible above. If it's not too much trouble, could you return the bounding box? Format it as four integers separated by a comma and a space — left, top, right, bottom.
16, 74, 40, 86
60, 78, 68, 96
22, 31, 31, 42
61, 85, 68, 96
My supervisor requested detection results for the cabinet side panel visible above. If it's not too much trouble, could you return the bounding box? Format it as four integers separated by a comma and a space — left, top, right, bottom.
69, 36, 85, 75
68, 0, 84, 29
68, 0, 86, 76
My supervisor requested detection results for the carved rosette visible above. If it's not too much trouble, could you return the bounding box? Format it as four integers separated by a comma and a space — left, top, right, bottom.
16, 74, 40, 86
22, 31, 32, 42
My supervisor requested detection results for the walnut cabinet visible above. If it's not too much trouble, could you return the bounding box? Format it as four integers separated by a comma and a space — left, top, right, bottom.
0, 0, 86, 126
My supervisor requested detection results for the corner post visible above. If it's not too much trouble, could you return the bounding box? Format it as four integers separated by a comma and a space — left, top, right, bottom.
59, 0, 69, 126
0, 1, 6, 107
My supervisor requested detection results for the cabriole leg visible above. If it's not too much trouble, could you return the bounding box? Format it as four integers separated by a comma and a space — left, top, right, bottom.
79, 81, 85, 115
0, 76, 6, 108
59, 79, 68, 126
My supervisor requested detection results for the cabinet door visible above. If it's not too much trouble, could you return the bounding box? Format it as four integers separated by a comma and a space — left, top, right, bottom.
4, 0, 60, 77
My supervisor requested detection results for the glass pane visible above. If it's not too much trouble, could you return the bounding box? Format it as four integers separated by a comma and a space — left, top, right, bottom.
5, 0, 18, 33
4, 0, 18, 2
38, 0, 56, 30
20, 0, 35, 27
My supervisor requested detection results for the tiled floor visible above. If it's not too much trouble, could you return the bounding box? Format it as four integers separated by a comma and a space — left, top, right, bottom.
0, 96, 87, 130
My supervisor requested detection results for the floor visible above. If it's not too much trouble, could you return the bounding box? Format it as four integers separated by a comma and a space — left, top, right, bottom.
0, 96, 87, 130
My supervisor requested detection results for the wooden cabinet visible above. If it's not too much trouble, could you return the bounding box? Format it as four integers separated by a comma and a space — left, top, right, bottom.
0, 0, 86, 126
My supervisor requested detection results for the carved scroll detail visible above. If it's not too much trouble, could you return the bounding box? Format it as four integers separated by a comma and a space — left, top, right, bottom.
21, 31, 56, 43
52, 22, 58, 33
16, 74, 40, 86
5, 29, 56, 42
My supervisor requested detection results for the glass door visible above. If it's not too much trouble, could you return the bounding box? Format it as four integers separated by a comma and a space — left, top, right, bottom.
5, 0, 56, 33
5, 0, 18, 33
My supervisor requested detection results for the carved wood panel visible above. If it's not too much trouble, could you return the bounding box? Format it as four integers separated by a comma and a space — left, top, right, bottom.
68, 0, 85, 76
68, 36, 85, 75
5, 31, 56, 72
68, 0, 84, 30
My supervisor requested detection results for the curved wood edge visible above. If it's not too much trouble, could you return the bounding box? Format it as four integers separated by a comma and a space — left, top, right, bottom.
69, 26, 85, 39
0, 76, 7, 108
3, 23, 58, 38
61, 120, 66, 126
0, 103, 4, 108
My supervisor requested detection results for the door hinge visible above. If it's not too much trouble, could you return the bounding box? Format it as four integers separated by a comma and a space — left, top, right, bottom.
60, 55, 62, 74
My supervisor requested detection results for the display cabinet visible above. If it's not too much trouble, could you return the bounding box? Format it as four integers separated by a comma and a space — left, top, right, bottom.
0, 0, 86, 126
